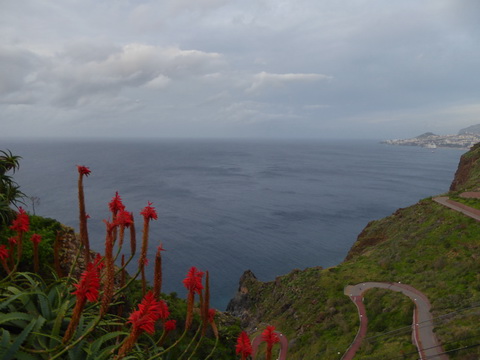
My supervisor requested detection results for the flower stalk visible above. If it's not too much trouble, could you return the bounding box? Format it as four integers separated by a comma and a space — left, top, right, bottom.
153, 244, 165, 299
30, 233, 41, 273
139, 202, 158, 295
77, 165, 91, 264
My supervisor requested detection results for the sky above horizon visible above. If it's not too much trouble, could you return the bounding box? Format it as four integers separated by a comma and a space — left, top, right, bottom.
1, 0, 480, 139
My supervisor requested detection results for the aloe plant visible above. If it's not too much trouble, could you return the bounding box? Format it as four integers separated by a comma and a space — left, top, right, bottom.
0, 163, 239, 359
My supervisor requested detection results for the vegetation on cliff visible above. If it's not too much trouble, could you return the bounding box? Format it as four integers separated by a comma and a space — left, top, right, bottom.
228, 144, 480, 359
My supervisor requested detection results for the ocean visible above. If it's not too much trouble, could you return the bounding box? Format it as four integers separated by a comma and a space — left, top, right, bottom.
1, 138, 464, 309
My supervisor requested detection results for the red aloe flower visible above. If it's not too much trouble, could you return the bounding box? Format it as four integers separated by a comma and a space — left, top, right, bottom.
72, 260, 101, 302
31, 234, 42, 245
208, 308, 216, 323
0, 245, 8, 261
117, 290, 168, 357
183, 266, 204, 329
115, 210, 133, 228
10, 207, 29, 264
183, 266, 204, 294
164, 319, 176, 332
115, 210, 133, 250
93, 253, 105, 271
77, 165, 91, 176
261, 325, 280, 360
0, 245, 10, 274
140, 201, 158, 221
10, 207, 29, 233
8, 236, 17, 245
128, 291, 166, 334
236, 331, 253, 359
64, 258, 102, 343
109, 191, 125, 216
261, 326, 280, 345
158, 300, 170, 321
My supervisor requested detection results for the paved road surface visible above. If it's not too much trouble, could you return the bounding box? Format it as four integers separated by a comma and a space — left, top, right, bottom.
433, 196, 480, 221
342, 282, 448, 360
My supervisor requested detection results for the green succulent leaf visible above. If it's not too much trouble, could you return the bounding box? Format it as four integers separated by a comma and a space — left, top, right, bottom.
0, 328, 11, 353
84, 331, 126, 360
0, 312, 34, 327
2, 317, 36, 360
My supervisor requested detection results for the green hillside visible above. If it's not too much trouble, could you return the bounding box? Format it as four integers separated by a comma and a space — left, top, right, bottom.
228, 144, 480, 359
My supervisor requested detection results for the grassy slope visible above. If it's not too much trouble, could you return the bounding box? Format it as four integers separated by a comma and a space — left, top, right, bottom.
239, 146, 480, 359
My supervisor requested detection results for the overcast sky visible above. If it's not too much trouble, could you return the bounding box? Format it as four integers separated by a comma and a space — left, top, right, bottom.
1, 0, 480, 139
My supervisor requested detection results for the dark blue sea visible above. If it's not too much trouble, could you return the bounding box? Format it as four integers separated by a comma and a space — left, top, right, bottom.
1, 138, 464, 309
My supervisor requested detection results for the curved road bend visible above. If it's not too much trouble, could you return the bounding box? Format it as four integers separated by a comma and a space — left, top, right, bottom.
433, 196, 480, 221
342, 282, 448, 360
251, 331, 288, 360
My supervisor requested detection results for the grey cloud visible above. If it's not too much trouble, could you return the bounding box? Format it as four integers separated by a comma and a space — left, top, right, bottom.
0, 46, 39, 96
41, 43, 226, 107
246, 72, 332, 93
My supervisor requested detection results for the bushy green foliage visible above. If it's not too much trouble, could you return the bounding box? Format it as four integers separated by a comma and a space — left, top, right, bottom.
0, 215, 62, 275
0, 150, 25, 225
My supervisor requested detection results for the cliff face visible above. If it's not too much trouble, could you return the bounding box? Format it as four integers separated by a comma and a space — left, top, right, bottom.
450, 142, 480, 192
226, 270, 261, 328
227, 142, 480, 360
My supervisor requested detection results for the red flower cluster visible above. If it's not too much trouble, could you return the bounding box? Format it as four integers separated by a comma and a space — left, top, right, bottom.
31, 234, 42, 245
93, 253, 105, 271
235, 331, 253, 358
128, 291, 169, 334
140, 202, 158, 221
115, 210, 134, 228
77, 165, 91, 176
8, 237, 17, 245
72, 258, 102, 302
261, 325, 280, 346
182, 266, 204, 294
10, 207, 29, 233
0, 245, 8, 261
208, 308, 216, 323
109, 191, 125, 215
164, 319, 177, 332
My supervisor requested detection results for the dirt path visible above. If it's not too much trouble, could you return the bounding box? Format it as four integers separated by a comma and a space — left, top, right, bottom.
342, 282, 448, 360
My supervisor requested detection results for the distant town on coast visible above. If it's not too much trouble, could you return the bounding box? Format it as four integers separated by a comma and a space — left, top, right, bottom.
382, 123, 480, 149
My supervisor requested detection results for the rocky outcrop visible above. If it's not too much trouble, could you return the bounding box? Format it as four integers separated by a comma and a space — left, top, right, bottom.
450, 142, 480, 191
56, 224, 97, 278
226, 270, 260, 328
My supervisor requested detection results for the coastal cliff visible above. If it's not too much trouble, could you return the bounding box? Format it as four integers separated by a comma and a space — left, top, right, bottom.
450, 142, 480, 192
227, 144, 480, 359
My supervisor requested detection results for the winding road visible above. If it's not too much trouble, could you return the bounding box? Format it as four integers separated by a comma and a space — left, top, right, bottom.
340, 196, 480, 359
342, 282, 448, 360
